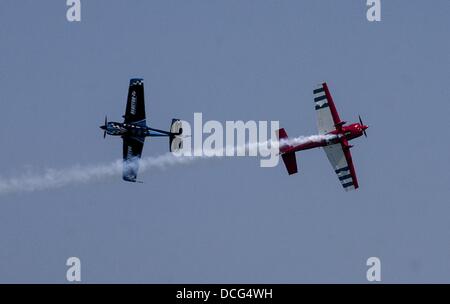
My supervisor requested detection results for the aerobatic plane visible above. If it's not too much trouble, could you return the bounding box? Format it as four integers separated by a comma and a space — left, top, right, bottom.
277, 82, 368, 191
100, 78, 183, 182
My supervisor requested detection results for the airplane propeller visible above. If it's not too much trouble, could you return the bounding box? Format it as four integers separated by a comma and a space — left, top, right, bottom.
359, 115, 368, 138
102, 116, 107, 138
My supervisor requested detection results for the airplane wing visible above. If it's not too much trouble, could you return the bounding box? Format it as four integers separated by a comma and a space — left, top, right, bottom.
122, 136, 145, 182
313, 82, 342, 134
124, 78, 146, 126
323, 143, 359, 191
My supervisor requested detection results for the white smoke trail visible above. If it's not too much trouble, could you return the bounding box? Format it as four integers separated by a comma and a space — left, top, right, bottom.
0, 154, 191, 195
282, 134, 336, 147
0, 134, 332, 195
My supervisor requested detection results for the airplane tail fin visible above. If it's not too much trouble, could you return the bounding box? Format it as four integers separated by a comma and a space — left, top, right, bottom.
169, 119, 183, 152
276, 128, 298, 175
276, 128, 291, 153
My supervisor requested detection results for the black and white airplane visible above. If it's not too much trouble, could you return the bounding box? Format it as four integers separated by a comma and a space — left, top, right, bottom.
100, 78, 183, 182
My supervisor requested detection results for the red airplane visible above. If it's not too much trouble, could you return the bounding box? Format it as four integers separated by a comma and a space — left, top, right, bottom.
277, 82, 368, 191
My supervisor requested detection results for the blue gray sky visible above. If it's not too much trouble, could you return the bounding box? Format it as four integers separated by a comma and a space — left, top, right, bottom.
0, 0, 449, 283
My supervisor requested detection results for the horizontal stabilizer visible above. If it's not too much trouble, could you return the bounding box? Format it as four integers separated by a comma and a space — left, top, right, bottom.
282, 152, 298, 175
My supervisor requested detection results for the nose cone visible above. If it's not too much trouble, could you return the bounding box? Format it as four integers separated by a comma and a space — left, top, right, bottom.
100, 125, 106, 130
362, 125, 369, 130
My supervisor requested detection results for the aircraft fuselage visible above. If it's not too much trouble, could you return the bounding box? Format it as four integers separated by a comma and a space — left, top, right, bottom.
285, 122, 368, 154
100, 122, 170, 138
